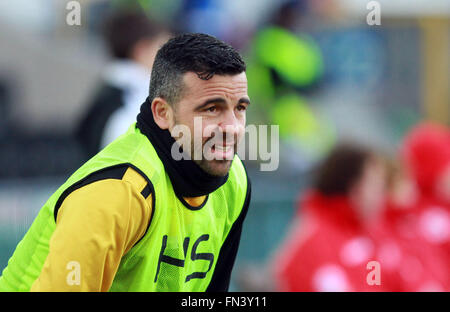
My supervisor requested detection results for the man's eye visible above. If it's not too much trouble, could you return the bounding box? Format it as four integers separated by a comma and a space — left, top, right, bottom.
206, 106, 217, 112
236, 105, 247, 112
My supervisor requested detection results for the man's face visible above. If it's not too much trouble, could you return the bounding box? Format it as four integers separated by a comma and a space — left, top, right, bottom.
169, 72, 249, 176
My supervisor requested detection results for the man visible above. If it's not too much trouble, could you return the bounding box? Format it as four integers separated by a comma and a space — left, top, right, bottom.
0, 33, 251, 292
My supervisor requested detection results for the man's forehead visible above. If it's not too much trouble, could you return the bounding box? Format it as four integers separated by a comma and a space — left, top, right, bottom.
182, 72, 248, 96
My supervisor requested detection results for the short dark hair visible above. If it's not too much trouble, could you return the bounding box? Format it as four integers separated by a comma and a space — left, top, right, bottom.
314, 143, 374, 196
148, 33, 246, 106
103, 10, 167, 59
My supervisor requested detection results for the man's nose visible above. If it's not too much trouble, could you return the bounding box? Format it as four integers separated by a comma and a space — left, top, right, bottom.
219, 109, 241, 135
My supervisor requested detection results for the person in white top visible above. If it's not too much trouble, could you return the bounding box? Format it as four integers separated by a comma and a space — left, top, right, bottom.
100, 60, 153, 149
76, 10, 171, 158
100, 12, 171, 149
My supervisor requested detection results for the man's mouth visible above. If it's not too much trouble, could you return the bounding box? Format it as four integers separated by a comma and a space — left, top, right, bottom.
210, 143, 235, 160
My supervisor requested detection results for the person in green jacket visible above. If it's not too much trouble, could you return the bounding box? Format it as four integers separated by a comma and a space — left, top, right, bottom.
245, 2, 335, 167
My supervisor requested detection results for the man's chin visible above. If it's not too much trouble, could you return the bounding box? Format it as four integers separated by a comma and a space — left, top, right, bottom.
196, 159, 233, 177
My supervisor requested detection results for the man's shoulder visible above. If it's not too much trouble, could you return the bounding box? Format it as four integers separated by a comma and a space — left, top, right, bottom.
54, 164, 153, 221
70, 164, 153, 199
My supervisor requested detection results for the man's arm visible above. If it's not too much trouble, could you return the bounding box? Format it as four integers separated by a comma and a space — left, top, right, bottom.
31, 177, 152, 292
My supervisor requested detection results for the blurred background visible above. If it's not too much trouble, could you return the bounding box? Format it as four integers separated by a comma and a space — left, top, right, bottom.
0, 0, 449, 291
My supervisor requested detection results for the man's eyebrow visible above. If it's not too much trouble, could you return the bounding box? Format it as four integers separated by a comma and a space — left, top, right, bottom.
194, 97, 250, 111
239, 98, 251, 105
194, 97, 227, 111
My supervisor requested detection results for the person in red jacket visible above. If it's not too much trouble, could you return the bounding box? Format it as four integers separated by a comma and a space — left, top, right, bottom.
371, 158, 449, 291
273, 143, 388, 291
399, 123, 450, 289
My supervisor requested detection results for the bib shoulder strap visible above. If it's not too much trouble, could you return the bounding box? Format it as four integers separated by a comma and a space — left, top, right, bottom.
53, 163, 154, 222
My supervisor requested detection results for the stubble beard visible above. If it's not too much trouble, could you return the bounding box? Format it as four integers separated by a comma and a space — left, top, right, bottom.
191, 137, 237, 177
172, 115, 238, 177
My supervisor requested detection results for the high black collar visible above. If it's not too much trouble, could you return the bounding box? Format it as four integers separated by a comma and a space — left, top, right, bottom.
136, 97, 229, 197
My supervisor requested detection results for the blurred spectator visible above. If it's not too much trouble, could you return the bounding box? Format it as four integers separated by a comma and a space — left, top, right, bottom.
272, 143, 388, 291
244, 1, 334, 170
402, 123, 450, 206
75, 9, 171, 159
177, 0, 228, 38
399, 123, 450, 287
370, 156, 449, 291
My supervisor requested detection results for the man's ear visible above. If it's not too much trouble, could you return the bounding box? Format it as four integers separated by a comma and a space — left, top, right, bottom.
151, 97, 173, 130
